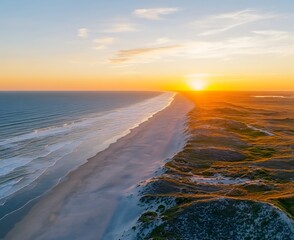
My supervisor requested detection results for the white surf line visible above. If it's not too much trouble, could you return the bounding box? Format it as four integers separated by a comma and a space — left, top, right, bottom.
5, 94, 194, 240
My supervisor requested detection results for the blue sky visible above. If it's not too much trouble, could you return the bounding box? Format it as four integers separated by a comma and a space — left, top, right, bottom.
0, 0, 294, 90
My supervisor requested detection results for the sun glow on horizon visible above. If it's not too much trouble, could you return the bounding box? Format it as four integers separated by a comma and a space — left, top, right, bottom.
1, 1, 294, 91
187, 78, 208, 91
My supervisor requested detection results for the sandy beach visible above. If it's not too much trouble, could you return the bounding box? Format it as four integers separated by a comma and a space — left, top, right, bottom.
5, 94, 194, 240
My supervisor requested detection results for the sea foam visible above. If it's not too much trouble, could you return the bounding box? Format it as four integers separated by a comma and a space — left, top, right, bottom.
0, 92, 175, 203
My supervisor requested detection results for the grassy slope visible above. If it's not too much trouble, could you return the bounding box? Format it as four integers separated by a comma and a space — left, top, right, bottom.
135, 92, 294, 239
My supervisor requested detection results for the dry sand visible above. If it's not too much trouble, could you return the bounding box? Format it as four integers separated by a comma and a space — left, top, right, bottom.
5, 94, 194, 240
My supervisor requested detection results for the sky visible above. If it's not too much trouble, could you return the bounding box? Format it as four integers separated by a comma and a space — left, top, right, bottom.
0, 0, 294, 91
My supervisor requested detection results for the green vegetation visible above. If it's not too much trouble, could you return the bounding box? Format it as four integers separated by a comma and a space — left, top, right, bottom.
157, 204, 166, 213
248, 168, 274, 181
248, 146, 276, 158
137, 92, 294, 239
243, 183, 274, 193
226, 188, 247, 197
138, 211, 158, 223
275, 197, 294, 218
148, 224, 180, 240
202, 170, 214, 176
231, 126, 267, 138
161, 205, 180, 221
140, 196, 156, 204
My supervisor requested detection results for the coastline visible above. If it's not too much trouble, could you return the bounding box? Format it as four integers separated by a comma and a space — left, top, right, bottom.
5, 94, 194, 240
0, 92, 175, 238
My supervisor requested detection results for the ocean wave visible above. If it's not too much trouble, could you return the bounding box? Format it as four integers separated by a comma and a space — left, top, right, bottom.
0, 126, 71, 147
0, 142, 73, 177
0, 92, 175, 202
0, 177, 24, 201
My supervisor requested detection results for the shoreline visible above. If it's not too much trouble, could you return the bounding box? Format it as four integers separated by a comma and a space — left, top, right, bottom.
5, 94, 194, 240
0, 91, 174, 238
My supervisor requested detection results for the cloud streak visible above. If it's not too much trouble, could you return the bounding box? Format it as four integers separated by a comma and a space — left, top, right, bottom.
103, 23, 137, 33
155, 37, 173, 45
133, 8, 179, 20
77, 28, 89, 38
192, 10, 276, 36
93, 37, 115, 50
109, 30, 294, 63
109, 45, 182, 63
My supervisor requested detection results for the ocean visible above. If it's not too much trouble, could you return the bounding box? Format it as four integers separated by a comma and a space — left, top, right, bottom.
0, 91, 174, 235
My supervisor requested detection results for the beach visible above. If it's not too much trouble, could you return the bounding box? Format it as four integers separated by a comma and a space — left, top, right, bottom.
1, 0, 294, 239
5, 94, 194, 240
3, 91, 294, 240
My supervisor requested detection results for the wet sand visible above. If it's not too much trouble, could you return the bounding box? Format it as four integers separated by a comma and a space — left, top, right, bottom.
5, 94, 194, 240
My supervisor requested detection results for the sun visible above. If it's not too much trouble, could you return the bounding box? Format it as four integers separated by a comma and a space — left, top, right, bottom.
188, 79, 207, 91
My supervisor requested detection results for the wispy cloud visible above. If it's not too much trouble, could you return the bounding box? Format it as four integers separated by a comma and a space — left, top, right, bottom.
103, 23, 137, 33
180, 31, 294, 58
155, 37, 173, 45
109, 45, 182, 63
186, 73, 224, 78
133, 8, 179, 20
77, 28, 89, 38
93, 37, 115, 50
109, 30, 294, 64
252, 30, 289, 39
192, 10, 276, 36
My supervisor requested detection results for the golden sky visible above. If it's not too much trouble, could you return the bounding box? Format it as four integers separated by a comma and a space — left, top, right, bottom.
0, 0, 294, 91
